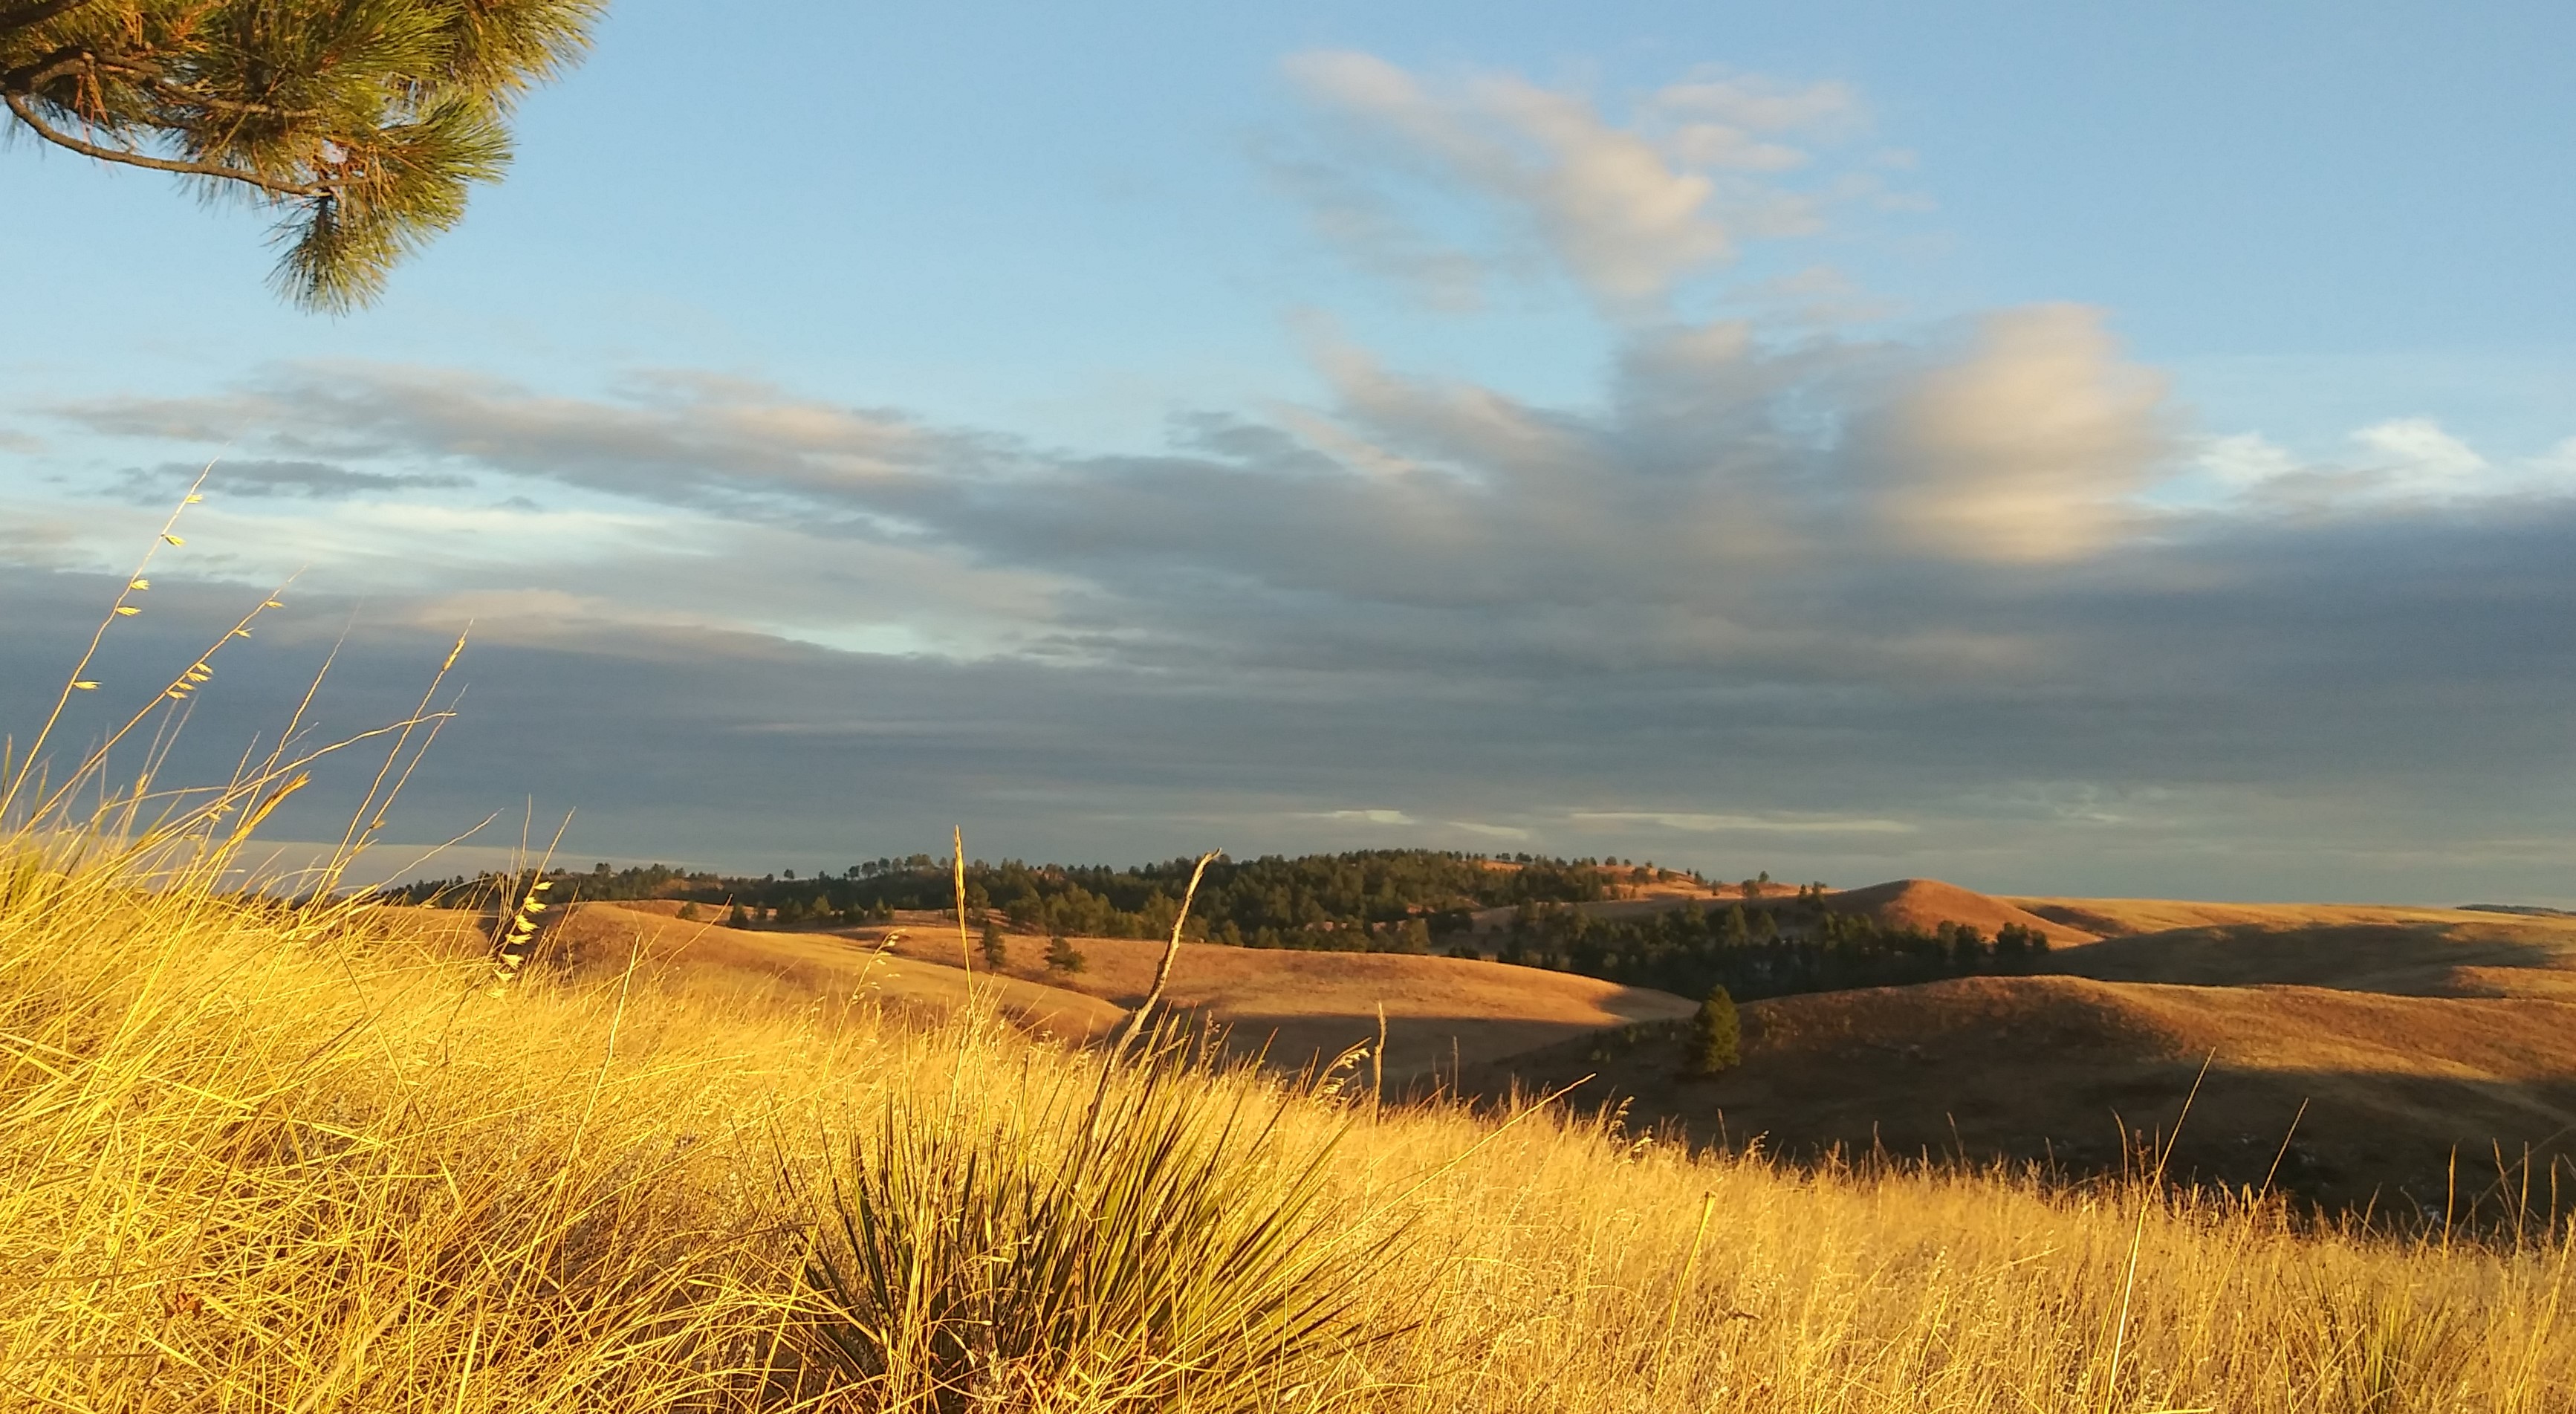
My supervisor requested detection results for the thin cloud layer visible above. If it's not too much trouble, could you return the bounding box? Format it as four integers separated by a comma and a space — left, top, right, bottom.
1276, 53, 1886, 312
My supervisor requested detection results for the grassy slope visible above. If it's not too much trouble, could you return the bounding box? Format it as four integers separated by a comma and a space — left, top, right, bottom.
1474, 907, 2576, 1224
568, 890, 2576, 1223
6, 863, 2575, 1410
2008, 895, 2514, 940
619, 902, 1701, 1083
523, 901, 1128, 1042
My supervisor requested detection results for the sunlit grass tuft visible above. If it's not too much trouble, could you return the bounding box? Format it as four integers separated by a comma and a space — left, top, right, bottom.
790, 1031, 1407, 1411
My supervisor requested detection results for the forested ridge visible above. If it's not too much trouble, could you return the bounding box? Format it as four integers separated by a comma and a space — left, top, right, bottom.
387, 849, 1635, 947
391, 849, 2050, 1002
1488, 890, 2053, 1001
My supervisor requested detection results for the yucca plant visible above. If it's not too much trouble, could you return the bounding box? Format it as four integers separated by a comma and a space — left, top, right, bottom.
791, 1032, 1411, 1413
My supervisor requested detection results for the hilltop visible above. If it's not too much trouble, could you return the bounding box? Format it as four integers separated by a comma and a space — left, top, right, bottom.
1828, 878, 2098, 946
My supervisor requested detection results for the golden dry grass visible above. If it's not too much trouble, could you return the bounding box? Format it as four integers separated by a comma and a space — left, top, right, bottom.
1473, 968, 2576, 1230
838, 907, 1696, 1083
2006, 897, 2515, 941
7, 846, 2575, 1412
499, 901, 1129, 1043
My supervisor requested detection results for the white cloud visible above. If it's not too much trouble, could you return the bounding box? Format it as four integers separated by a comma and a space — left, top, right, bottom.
1279, 52, 1879, 311
2196, 432, 2305, 487
2167, 420, 2576, 511
1442, 820, 1531, 840
2351, 417, 2488, 490
1320, 808, 1417, 825
1842, 304, 2172, 562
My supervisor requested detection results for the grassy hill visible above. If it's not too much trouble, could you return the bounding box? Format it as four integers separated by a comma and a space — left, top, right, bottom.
8, 851, 2572, 1410
861, 912, 1699, 1080
536, 883, 2576, 1233
548, 900, 1698, 1081
1470, 894, 2576, 1228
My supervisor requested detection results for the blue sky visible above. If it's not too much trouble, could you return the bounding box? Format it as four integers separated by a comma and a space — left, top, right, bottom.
7, 0, 2576, 899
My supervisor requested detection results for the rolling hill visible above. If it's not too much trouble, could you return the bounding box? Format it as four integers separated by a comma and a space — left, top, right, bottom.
445, 900, 1700, 1081
406, 875, 2576, 1222
863, 918, 1699, 1080
390, 901, 1127, 1043
1463, 899, 2576, 1223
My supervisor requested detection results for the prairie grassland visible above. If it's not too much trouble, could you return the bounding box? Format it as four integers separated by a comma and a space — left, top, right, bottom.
4, 850, 2572, 1413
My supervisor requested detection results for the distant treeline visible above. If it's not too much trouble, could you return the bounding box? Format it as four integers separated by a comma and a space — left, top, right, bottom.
1485, 888, 2053, 1001
383, 849, 1661, 946
385, 850, 2046, 1004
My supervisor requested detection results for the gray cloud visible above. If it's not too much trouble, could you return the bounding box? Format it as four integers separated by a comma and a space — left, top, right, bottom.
48, 300, 2170, 686
10, 496, 2576, 907
22, 306, 2576, 902
114, 458, 473, 502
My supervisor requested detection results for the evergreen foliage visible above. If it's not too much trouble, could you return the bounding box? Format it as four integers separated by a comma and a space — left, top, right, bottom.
979, 917, 1008, 970
1492, 895, 2054, 1003
1045, 933, 1084, 974
1, 0, 600, 308
1688, 985, 1740, 1076
382, 850, 2055, 1009
387, 848, 1618, 952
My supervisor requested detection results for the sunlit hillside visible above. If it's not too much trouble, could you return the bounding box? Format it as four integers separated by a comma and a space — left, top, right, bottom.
5, 845, 2571, 1412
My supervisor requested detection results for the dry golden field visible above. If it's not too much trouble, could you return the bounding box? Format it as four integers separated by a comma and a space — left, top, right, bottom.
6, 844, 2574, 1412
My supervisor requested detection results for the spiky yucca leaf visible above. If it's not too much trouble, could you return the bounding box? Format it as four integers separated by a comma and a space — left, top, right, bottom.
795, 1037, 1411, 1413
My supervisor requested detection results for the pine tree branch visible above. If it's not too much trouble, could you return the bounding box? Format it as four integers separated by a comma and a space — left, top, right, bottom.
1, 43, 91, 93
122, 73, 328, 120
4, 91, 322, 196
0, 0, 100, 35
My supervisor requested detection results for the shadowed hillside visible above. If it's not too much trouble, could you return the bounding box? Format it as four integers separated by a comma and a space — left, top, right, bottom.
2002, 895, 2513, 938
1468, 910, 2576, 1226
2048, 915, 2576, 999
